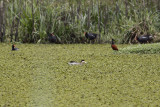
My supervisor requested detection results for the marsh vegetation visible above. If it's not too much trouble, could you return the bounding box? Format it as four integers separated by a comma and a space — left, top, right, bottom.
0, 0, 160, 43
0, 0, 160, 106
0, 44, 160, 106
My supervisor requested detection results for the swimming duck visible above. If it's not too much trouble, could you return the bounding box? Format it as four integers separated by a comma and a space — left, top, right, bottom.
68, 60, 87, 65
111, 39, 118, 51
12, 44, 19, 51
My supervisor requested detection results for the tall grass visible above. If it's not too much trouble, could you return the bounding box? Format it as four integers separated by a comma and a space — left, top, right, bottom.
0, 0, 160, 43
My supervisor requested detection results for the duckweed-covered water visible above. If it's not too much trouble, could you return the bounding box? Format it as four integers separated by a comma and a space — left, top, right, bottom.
0, 43, 160, 106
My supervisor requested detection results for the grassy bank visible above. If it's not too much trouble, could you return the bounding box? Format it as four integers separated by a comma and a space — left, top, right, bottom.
120, 43, 160, 54
0, 43, 160, 106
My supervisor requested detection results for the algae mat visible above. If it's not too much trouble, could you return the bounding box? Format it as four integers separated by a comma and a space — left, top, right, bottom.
0, 44, 160, 106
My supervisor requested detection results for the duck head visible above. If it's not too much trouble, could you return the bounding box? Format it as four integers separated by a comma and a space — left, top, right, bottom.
81, 60, 87, 64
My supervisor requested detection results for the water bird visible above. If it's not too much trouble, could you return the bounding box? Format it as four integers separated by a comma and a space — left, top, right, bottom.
84, 32, 97, 43
111, 39, 118, 51
68, 60, 87, 65
48, 33, 60, 43
136, 35, 154, 44
12, 44, 19, 51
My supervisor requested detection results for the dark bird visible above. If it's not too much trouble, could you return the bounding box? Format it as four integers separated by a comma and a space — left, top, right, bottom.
136, 34, 154, 44
12, 44, 19, 51
48, 33, 60, 43
111, 39, 118, 51
0, 32, 3, 41
84, 32, 97, 43
68, 60, 87, 65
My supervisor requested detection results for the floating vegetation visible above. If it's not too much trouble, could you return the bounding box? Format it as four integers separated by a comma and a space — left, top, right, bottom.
0, 44, 160, 106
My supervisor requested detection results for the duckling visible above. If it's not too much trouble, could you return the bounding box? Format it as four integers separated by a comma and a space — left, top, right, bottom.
68, 60, 87, 65
12, 44, 19, 51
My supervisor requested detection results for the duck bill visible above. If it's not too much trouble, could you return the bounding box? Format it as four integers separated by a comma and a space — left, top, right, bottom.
82, 61, 87, 64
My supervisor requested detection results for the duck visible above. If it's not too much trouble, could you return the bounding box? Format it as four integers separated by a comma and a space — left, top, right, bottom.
12, 44, 19, 51
84, 32, 97, 43
111, 39, 118, 51
68, 60, 87, 65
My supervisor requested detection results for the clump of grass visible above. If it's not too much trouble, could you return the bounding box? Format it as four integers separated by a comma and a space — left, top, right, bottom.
120, 43, 160, 54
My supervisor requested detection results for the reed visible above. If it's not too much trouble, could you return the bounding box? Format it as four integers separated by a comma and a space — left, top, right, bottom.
0, 0, 160, 43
